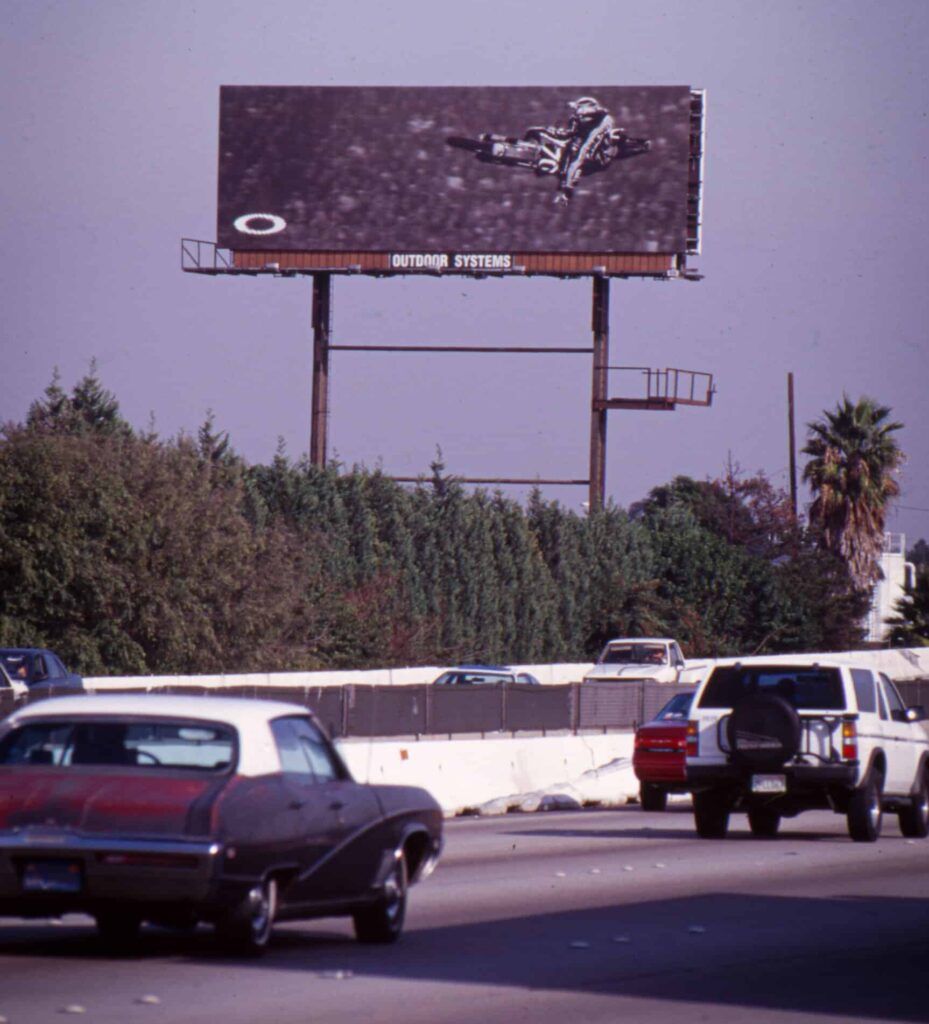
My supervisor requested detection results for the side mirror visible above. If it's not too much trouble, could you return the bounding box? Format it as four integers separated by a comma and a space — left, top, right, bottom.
905, 706, 925, 723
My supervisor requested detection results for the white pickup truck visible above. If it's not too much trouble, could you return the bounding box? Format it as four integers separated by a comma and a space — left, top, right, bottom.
582, 638, 688, 685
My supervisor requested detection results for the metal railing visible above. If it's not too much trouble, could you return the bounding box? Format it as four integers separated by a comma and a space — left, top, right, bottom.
604, 366, 714, 407
4, 679, 925, 738
181, 239, 235, 275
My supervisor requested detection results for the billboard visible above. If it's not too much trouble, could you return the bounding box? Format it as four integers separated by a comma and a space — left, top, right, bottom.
217, 86, 702, 270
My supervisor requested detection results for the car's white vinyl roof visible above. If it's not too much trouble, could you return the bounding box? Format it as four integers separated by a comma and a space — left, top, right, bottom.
5, 694, 316, 776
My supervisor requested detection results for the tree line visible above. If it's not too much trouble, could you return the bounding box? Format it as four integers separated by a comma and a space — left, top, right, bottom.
0, 370, 922, 676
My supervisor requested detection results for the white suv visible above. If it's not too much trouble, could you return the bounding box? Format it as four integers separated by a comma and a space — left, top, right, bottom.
686, 657, 929, 842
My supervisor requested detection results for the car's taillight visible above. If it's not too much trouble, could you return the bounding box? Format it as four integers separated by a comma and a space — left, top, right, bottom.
841, 720, 858, 761
686, 720, 699, 758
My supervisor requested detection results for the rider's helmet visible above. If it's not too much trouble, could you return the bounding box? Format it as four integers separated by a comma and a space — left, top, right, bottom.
568, 96, 605, 121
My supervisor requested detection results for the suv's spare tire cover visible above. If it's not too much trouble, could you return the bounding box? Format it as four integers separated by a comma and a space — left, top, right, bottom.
726, 694, 802, 769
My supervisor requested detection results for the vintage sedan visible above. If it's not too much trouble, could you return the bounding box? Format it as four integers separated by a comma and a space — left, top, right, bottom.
0, 694, 443, 953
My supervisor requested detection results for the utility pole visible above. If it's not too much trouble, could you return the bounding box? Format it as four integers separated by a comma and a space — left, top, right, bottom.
787, 371, 798, 518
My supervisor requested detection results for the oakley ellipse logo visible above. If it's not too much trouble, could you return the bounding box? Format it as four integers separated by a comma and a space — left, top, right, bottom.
233, 213, 287, 236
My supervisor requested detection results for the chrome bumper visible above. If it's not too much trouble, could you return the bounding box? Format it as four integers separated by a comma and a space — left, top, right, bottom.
0, 828, 224, 907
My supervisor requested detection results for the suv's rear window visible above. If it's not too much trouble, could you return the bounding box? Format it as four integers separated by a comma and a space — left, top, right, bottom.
698, 666, 845, 711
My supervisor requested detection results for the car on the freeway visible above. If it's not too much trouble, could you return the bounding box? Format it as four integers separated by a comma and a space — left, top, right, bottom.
432, 664, 542, 686
583, 637, 687, 685
633, 690, 694, 811
0, 648, 83, 692
686, 657, 929, 841
0, 694, 443, 952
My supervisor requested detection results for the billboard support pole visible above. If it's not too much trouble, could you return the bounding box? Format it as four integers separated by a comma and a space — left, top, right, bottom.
310, 273, 332, 467
589, 276, 610, 510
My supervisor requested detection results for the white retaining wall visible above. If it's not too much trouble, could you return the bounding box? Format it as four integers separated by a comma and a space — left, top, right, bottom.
83, 663, 594, 691
84, 648, 929, 693
338, 732, 638, 816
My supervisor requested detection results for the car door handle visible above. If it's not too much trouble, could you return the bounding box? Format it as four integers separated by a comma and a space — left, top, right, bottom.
329, 800, 345, 811
288, 799, 305, 810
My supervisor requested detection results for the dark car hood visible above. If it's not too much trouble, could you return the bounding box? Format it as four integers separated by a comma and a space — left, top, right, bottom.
0, 769, 224, 837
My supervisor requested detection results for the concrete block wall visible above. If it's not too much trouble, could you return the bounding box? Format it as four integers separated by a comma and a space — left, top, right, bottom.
339, 731, 637, 816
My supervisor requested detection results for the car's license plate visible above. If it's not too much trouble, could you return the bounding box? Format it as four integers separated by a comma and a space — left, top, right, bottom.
751, 774, 787, 794
21, 860, 83, 894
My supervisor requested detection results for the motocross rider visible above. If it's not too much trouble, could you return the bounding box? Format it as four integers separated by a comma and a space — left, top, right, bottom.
554, 96, 615, 205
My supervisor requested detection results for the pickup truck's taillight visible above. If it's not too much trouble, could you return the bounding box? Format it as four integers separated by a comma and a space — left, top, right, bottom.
686, 720, 699, 758
841, 720, 858, 760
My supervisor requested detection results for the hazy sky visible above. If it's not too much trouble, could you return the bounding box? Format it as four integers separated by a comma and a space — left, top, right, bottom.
3, 0, 927, 542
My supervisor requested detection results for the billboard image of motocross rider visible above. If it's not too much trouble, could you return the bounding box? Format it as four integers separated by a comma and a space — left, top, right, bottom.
553, 96, 616, 205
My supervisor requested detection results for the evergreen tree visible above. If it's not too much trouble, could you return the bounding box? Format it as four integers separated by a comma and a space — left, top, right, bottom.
886, 568, 929, 647
27, 363, 132, 438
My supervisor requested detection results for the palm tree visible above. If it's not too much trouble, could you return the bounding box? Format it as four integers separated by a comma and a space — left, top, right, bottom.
802, 396, 904, 591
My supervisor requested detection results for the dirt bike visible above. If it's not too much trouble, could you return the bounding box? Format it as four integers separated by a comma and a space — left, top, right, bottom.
446, 125, 651, 179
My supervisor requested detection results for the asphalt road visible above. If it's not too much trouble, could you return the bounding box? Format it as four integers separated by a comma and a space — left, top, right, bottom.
1, 804, 928, 1024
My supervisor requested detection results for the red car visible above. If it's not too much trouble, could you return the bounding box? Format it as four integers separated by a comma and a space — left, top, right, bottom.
633, 691, 694, 811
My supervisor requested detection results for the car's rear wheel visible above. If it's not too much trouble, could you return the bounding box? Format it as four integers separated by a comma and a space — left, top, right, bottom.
353, 853, 407, 944
217, 877, 277, 955
898, 770, 929, 839
847, 769, 883, 842
693, 790, 730, 839
640, 783, 668, 812
747, 805, 781, 838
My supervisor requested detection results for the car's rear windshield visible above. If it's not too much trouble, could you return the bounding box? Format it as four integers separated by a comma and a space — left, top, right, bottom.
434, 671, 510, 685
0, 717, 237, 771
698, 666, 845, 711
0, 652, 31, 677
656, 692, 694, 720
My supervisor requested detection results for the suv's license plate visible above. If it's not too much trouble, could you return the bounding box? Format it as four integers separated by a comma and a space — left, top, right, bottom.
21, 860, 83, 894
752, 774, 787, 794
